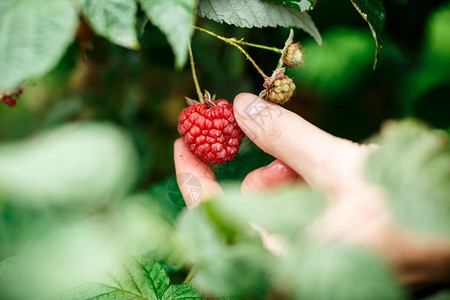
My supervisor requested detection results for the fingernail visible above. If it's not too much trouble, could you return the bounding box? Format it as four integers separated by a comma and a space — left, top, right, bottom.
266, 160, 287, 172
234, 93, 269, 120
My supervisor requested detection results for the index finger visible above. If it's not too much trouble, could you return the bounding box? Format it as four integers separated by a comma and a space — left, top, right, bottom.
233, 93, 370, 194
174, 138, 223, 208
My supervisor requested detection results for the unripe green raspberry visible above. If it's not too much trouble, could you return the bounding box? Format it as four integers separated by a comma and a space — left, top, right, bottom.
259, 68, 296, 105
282, 42, 304, 68
266, 75, 296, 104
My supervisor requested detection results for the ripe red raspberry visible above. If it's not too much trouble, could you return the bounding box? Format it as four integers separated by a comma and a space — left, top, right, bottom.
1, 96, 17, 108
178, 91, 244, 165
1, 86, 28, 108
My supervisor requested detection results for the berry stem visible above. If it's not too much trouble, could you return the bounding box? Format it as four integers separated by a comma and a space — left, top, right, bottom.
194, 26, 268, 79
188, 43, 204, 104
194, 27, 281, 54
276, 28, 295, 70
229, 38, 282, 54
183, 267, 196, 283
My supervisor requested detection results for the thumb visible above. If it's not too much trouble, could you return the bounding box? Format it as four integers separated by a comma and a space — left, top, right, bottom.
233, 93, 368, 193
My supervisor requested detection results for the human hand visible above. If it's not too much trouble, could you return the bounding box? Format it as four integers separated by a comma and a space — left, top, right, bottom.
174, 93, 450, 294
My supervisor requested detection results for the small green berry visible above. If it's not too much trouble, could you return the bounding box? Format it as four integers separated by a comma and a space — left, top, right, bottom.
266, 75, 296, 104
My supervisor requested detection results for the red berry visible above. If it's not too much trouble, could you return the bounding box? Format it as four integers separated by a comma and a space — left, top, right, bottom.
1, 96, 17, 108
178, 93, 244, 165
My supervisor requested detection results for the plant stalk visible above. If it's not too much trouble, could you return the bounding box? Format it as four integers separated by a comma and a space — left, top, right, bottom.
194, 26, 269, 79
183, 267, 196, 284
230, 38, 282, 54
188, 43, 204, 103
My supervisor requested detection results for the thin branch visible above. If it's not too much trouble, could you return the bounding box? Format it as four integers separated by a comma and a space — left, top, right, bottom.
188, 43, 204, 103
194, 26, 269, 79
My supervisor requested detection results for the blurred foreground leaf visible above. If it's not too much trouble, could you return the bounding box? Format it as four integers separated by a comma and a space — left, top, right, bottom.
174, 206, 227, 265
350, 0, 386, 69
117, 194, 175, 260
206, 185, 326, 235
67, 256, 202, 299
0, 0, 78, 90
0, 221, 128, 299
197, 0, 322, 45
0, 194, 177, 299
0, 123, 138, 206
173, 184, 326, 298
366, 120, 450, 237
193, 243, 271, 297
78, 0, 139, 49
281, 244, 406, 300
175, 205, 271, 297
139, 0, 197, 68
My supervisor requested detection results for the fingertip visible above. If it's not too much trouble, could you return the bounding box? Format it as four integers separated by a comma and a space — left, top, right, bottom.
174, 137, 184, 152
173, 138, 223, 208
233, 92, 265, 117
233, 92, 257, 104
241, 160, 300, 194
174, 138, 190, 164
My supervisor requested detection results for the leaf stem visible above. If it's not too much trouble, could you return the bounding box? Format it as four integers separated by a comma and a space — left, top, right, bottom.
276, 28, 295, 70
230, 38, 282, 54
183, 267, 196, 283
188, 43, 204, 104
194, 26, 268, 79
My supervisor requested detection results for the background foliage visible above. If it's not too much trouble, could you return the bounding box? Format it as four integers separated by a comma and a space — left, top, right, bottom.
0, 0, 449, 299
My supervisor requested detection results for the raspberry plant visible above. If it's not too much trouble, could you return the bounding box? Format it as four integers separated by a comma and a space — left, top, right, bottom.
1, 1, 450, 300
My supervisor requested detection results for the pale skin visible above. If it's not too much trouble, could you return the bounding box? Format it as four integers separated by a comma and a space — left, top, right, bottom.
174, 93, 450, 295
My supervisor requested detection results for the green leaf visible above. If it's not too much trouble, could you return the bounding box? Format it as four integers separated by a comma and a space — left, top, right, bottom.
69, 257, 202, 300
193, 243, 271, 297
0, 256, 19, 299
265, 0, 315, 12
136, 13, 150, 38
117, 194, 176, 259
365, 120, 450, 237
350, 0, 386, 69
78, 0, 139, 49
0, 123, 138, 206
0, 196, 178, 299
0, 0, 78, 90
284, 245, 407, 300
206, 185, 326, 235
0, 256, 17, 282
174, 206, 227, 264
71, 256, 170, 299
197, 0, 322, 45
161, 284, 204, 300
139, 0, 197, 68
